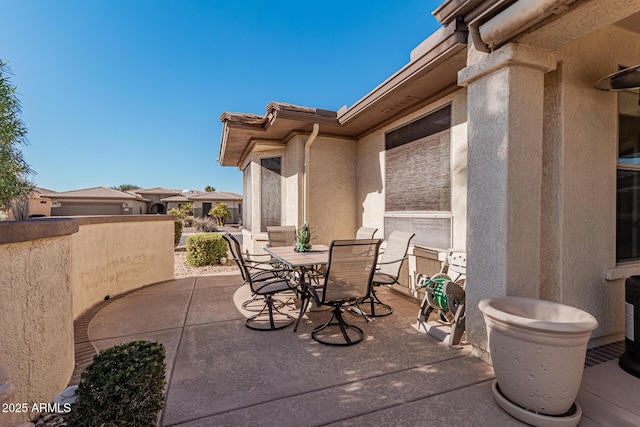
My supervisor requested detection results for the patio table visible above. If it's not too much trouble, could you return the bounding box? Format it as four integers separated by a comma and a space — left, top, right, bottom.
263, 245, 330, 331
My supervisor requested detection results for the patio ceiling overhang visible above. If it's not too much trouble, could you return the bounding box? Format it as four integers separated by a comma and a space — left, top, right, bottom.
218, 19, 468, 169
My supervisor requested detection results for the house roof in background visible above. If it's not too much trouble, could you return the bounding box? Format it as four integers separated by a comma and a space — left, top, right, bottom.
161, 194, 190, 202
189, 191, 242, 201
33, 187, 56, 197
42, 187, 140, 200
135, 187, 181, 195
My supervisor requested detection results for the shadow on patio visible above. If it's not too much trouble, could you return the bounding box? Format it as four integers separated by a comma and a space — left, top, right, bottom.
77, 274, 640, 426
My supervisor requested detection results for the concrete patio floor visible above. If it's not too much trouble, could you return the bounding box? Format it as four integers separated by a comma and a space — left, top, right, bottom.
82, 274, 640, 426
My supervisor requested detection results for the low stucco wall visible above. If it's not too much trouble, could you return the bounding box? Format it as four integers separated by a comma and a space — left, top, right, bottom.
71, 216, 175, 319
0, 215, 174, 423
0, 219, 77, 421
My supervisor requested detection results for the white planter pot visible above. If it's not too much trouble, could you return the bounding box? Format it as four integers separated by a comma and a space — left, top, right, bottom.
479, 297, 598, 417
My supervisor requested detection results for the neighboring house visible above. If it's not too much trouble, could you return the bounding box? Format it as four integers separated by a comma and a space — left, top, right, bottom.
161, 189, 206, 213
44, 187, 149, 216
161, 189, 242, 222
189, 191, 243, 223
5, 187, 55, 220
218, 1, 640, 357
42, 186, 244, 221
133, 187, 181, 214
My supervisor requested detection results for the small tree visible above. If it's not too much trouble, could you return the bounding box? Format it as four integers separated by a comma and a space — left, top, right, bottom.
204, 185, 216, 192
209, 202, 231, 226
111, 184, 141, 192
179, 202, 193, 216
0, 61, 34, 212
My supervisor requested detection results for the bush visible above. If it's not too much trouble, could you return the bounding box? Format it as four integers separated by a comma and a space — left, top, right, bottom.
174, 219, 183, 247
194, 216, 218, 232
183, 216, 194, 227
69, 341, 166, 427
186, 234, 228, 266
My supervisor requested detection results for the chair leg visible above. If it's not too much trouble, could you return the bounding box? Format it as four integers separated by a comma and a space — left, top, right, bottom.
312, 306, 364, 346
242, 294, 287, 312
356, 287, 393, 318
293, 293, 312, 332
246, 294, 294, 331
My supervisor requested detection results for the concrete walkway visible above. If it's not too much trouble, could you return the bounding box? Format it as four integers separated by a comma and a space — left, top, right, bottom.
84, 275, 640, 426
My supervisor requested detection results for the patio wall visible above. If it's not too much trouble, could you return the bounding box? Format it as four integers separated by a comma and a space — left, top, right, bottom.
0, 215, 174, 422
70, 216, 175, 318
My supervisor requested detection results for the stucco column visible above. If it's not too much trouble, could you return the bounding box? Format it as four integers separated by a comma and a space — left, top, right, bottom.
458, 43, 557, 358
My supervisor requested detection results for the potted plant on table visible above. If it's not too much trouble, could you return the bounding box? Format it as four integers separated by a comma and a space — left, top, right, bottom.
295, 222, 312, 252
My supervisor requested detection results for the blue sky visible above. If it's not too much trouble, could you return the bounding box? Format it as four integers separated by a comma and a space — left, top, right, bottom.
1, 1, 441, 194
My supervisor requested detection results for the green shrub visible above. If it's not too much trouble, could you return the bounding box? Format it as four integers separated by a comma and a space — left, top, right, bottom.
69, 341, 166, 427
168, 207, 186, 220
174, 219, 183, 247
186, 234, 227, 266
194, 216, 218, 232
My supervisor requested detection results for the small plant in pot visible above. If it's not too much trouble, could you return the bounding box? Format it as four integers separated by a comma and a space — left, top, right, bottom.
295, 222, 312, 252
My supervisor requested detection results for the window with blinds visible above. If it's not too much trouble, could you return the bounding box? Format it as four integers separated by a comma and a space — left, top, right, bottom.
384, 105, 452, 249
261, 157, 282, 232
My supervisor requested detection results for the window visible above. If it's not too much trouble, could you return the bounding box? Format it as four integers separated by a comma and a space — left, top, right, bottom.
385, 105, 452, 248
243, 163, 252, 230
261, 157, 281, 232
617, 88, 640, 262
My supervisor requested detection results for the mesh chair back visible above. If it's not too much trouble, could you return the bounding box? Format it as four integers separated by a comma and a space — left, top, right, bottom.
355, 227, 378, 239
267, 226, 297, 247
378, 231, 415, 278
222, 233, 249, 283
321, 239, 382, 304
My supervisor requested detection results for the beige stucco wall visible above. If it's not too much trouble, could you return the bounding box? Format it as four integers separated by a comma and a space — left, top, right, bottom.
0, 224, 76, 422
283, 134, 305, 228
308, 136, 358, 244
71, 217, 175, 318
543, 24, 640, 342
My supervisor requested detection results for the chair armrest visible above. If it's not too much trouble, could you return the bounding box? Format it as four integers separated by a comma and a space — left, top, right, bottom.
375, 256, 408, 267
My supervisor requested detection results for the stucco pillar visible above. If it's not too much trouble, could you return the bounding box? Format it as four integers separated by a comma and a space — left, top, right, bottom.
458, 43, 557, 358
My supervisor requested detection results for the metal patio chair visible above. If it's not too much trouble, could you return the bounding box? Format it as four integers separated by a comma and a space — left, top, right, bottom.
223, 233, 298, 330
355, 227, 378, 239
357, 231, 415, 318
239, 226, 297, 311
308, 238, 382, 346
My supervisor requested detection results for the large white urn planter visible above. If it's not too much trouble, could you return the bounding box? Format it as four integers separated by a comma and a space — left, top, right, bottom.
479, 297, 598, 426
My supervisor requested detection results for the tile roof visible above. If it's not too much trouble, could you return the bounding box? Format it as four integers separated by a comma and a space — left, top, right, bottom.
134, 187, 181, 195
188, 191, 242, 201
42, 187, 140, 200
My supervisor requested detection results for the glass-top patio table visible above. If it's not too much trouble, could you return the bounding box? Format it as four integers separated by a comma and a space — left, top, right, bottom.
263, 245, 330, 331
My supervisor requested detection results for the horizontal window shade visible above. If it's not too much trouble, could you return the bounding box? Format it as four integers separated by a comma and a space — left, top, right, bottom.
385, 130, 451, 211
384, 216, 451, 249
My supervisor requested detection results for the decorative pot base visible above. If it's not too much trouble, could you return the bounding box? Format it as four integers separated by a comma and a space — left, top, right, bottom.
492, 381, 582, 427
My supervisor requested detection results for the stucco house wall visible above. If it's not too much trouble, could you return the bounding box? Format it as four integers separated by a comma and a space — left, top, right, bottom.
540, 24, 640, 343
308, 136, 358, 244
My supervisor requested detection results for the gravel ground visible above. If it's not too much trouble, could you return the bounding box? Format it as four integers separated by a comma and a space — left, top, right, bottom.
174, 249, 238, 278
174, 225, 241, 278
